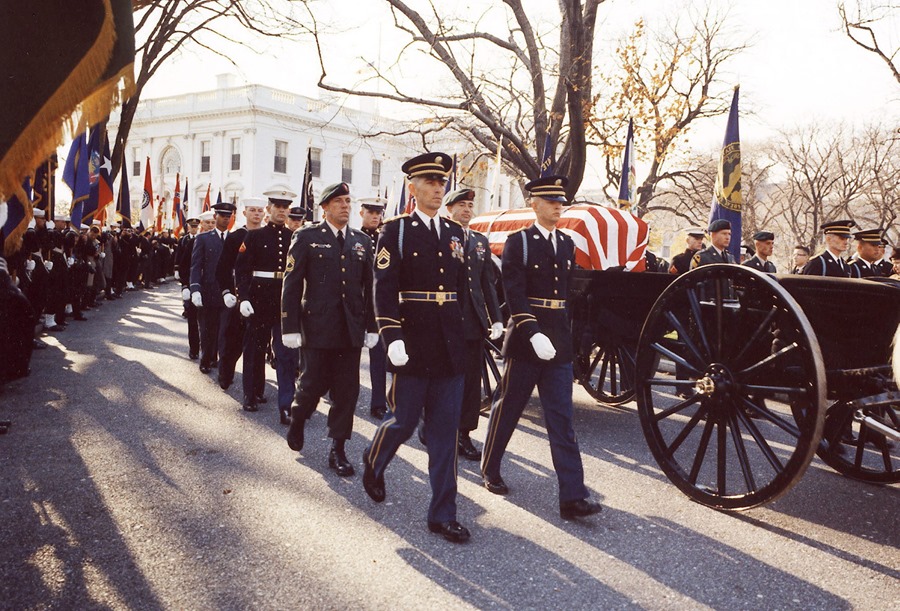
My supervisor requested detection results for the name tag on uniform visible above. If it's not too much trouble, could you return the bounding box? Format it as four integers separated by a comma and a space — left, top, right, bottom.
310, 243, 332, 249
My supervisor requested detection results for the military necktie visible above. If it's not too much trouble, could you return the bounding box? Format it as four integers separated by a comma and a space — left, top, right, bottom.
430, 218, 438, 240
219, 231, 225, 243
549, 230, 556, 254
337, 229, 345, 249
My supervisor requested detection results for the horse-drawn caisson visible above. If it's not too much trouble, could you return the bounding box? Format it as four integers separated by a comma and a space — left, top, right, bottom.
471, 204, 900, 511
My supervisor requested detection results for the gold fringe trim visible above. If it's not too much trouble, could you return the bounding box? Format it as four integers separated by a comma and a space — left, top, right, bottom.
3, 183, 33, 257
80, 61, 136, 128
0, 0, 116, 200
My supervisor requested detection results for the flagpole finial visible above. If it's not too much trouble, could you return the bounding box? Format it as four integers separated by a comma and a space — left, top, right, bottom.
733, 84, 740, 92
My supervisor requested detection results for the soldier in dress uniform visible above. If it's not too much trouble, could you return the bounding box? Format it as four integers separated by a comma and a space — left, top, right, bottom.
362, 152, 471, 543
790, 245, 810, 274
849, 228, 884, 279
281, 183, 377, 475
235, 191, 297, 419
742, 231, 776, 273
668, 228, 705, 275
874, 241, 893, 277
442, 188, 503, 460
190, 202, 237, 373
176, 216, 201, 360
358, 196, 388, 420
480, 175, 602, 521
690, 219, 736, 268
286, 206, 305, 232
801, 220, 855, 277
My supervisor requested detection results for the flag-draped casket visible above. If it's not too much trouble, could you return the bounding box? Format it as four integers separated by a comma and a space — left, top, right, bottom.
469, 204, 649, 271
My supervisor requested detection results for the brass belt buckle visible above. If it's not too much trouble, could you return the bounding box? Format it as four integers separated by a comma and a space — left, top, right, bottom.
435, 292, 446, 305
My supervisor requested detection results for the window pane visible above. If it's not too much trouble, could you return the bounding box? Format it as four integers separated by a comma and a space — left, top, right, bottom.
341, 153, 352, 183
371, 159, 381, 187
201, 141, 210, 173
274, 140, 288, 174
133, 160, 141, 176
310, 147, 321, 178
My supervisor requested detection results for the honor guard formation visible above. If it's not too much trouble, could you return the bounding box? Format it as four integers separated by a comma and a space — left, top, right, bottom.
2, 152, 899, 543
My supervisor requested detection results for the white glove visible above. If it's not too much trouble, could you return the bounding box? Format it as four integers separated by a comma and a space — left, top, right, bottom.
174, 270, 179, 280
529, 332, 556, 361
387, 340, 409, 367
66, 257, 74, 266
191, 292, 203, 307
489, 321, 504, 340
135, 248, 141, 255
239, 301, 255, 317
181, 288, 190, 301
223, 293, 237, 308
44, 261, 53, 271
364, 332, 379, 349
99, 252, 106, 259
65, 304, 73, 314
282, 332, 302, 349
25, 259, 36, 272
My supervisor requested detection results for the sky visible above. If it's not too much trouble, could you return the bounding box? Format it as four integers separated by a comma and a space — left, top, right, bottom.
135, 0, 900, 189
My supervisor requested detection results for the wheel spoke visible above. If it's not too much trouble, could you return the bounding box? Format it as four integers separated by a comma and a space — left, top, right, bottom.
728, 411, 757, 493
686, 289, 713, 362
598, 352, 610, 393
714, 278, 725, 360
739, 396, 802, 438
854, 426, 867, 469
717, 417, 727, 495
737, 342, 799, 377
735, 406, 784, 472
739, 384, 808, 397
618, 347, 635, 390
664, 311, 708, 367
688, 417, 715, 484
666, 407, 707, 457
732, 306, 778, 367
650, 342, 702, 375
610, 353, 618, 395
646, 378, 696, 389
653, 393, 702, 422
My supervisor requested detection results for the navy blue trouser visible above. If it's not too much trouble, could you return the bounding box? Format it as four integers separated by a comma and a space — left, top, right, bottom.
198, 305, 230, 368
367, 373, 464, 523
244, 316, 296, 409
481, 359, 589, 503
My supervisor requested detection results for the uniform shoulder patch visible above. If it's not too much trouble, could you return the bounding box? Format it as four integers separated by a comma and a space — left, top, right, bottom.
238, 242, 247, 253
382, 213, 409, 224
444, 217, 462, 227
375, 246, 391, 269
285, 254, 295, 273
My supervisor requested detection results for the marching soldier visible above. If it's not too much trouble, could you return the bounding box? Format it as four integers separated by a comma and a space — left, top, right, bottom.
668, 228, 705, 275
848, 228, 884, 279
190, 201, 236, 373
742, 231, 776, 273
802, 220, 855, 277
362, 153, 471, 543
480, 175, 602, 522
235, 191, 297, 419
690, 219, 735, 268
176, 216, 201, 360
358, 196, 388, 420
874, 241, 893, 277
281, 183, 377, 476
442, 188, 503, 460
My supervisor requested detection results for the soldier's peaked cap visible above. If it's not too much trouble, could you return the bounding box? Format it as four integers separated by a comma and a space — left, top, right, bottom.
211, 202, 237, 216
287, 206, 305, 219
443, 188, 476, 207
402, 152, 452, 179
852, 227, 883, 243
686, 227, 706, 237
708, 219, 731, 233
319, 182, 350, 206
525, 175, 569, 203
262, 189, 295, 207
820, 219, 855, 236
359, 196, 387, 211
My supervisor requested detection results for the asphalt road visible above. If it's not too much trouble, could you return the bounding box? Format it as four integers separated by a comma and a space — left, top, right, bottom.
1, 283, 897, 610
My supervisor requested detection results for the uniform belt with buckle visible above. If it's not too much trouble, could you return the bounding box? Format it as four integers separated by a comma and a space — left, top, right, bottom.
252, 271, 284, 279
399, 291, 457, 305
528, 297, 566, 309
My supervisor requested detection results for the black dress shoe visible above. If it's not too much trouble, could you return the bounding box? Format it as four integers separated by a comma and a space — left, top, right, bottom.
218, 377, 232, 390
370, 405, 387, 420
279, 407, 291, 426
427, 520, 471, 543
329, 446, 355, 477
362, 448, 385, 502
189, 353, 199, 360
242, 397, 258, 412
255, 394, 268, 404
286, 412, 306, 451
559, 498, 603, 520
458, 435, 482, 461
483, 474, 509, 495
199, 365, 212, 374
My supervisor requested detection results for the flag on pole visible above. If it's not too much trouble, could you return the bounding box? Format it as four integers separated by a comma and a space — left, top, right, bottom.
139, 157, 154, 232
301, 148, 315, 221
182, 177, 189, 220
202, 183, 211, 212
84, 122, 104, 222
1, 178, 32, 257
539, 127, 554, 178
63, 131, 90, 230
227, 192, 237, 230
444, 153, 458, 194
155, 195, 164, 233
117, 161, 130, 225
617, 119, 636, 210
394, 181, 406, 217
33, 154, 58, 221
97, 130, 114, 225
708, 85, 742, 261
172, 173, 185, 237
403, 183, 416, 214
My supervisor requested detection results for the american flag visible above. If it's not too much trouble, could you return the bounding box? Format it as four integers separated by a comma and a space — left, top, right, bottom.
469, 203, 649, 271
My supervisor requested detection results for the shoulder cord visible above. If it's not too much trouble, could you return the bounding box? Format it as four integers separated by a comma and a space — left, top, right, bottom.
521, 231, 528, 266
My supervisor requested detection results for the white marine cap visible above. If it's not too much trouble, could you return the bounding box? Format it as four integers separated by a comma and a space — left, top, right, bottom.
241, 196, 266, 209
198, 210, 215, 221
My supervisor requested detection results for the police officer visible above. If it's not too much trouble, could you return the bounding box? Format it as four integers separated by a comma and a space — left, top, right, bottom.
668, 228, 705, 275
362, 153, 471, 543
190, 201, 236, 373
176, 216, 201, 360
235, 191, 297, 419
358, 196, 389, 420
443, 188, 503, 460
849, 228, 884, 278
480, 175, 602, 521
743, 231, 776, 273
281, 183, 377, 476
802, 220, 855, 277
690, 219, 735, 268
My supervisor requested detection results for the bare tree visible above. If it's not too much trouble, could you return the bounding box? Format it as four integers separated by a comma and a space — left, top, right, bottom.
312, 0, 604, 199
587, 6, 750, 217
839, 1, 900, 85
111, 0, 309, 178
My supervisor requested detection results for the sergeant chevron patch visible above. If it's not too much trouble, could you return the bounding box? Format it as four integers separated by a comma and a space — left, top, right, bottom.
376, 247, 391, 269
285, 254, 295, 273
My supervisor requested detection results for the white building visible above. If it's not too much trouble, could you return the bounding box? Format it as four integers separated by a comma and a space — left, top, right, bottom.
109, 74, 522, 228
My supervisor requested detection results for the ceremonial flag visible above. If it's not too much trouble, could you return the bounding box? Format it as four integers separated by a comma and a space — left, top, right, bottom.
403, 184, 416, 214
172, 173, 185, 237
63, 131, 90, 230
33, 154, 58, 221
539, 127, 554, 178
301, 148, 314, 221
140, 157, 154, 232
708, 86, 742, 261
617, 119, 636, 210
216, 190, 222, 206
444, 153, 457, 194
202, 183, 211, 212
182, 178, 189, 219
155, 195, 164, 233
394, 181, 406, 217
97, 130, 114, 225
85, 123, 113, 225
227, 192, 237, 230
1, 179, 32, 257
117, 161, 131, 224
